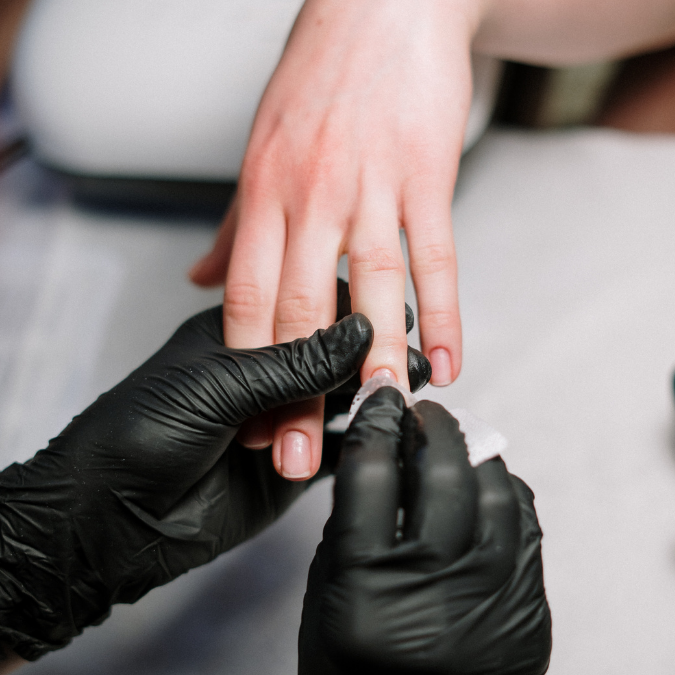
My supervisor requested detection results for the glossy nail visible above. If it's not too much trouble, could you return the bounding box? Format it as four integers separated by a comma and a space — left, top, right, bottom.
281, 431, 311, 479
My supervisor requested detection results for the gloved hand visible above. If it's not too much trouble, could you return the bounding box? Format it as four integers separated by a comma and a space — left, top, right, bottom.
0, 305, 380, 662
299, 387, 552, 675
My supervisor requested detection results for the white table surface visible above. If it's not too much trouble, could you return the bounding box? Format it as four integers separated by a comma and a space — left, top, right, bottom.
2, 127, 675, 673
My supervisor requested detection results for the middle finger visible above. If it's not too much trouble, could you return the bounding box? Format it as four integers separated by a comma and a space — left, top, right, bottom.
348, 186, 409, 388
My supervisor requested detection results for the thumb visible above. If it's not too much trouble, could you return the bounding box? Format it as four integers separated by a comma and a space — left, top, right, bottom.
224, 313, 373, 424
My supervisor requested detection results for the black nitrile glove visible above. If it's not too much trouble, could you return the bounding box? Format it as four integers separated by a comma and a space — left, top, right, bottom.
0, 307, 379, 661
299, 388, 552, 675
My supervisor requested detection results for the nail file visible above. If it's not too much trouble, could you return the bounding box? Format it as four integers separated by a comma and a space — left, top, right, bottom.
347, 376, 507, 467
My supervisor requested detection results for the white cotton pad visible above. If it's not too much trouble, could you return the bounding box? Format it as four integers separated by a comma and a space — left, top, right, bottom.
347, 377, 507, 467
346, 376, 417, 425
446, 408, 508, 468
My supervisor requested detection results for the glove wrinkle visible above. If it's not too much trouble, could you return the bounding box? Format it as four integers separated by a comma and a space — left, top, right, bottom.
0, 291, 430, 663
0, 308, 375, 661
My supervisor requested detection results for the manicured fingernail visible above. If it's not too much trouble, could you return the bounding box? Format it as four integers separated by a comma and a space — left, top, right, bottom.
429, 348, 452, 386
371, 368, 397, 381
281, 431, 311, 479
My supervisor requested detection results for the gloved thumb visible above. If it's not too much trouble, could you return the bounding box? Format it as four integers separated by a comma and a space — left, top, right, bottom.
217, 312, 374, 425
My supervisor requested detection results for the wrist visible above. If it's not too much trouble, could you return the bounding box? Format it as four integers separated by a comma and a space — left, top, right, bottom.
293, 0, 485, 46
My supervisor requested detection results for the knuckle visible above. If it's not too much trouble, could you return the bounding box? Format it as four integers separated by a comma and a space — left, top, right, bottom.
370, 331, 409, 354
224, 282, 269, 324
350, 247, 405, 277
413, 242, 456, 277
276, 291, 323, 334
420, 307, 456, 331
238, 166, 275, 205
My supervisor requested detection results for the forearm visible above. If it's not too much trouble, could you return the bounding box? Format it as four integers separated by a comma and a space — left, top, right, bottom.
0, 0, 31, 89
474, 0, 675, 65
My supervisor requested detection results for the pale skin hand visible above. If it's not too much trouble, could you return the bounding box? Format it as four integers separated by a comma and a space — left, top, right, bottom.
191, 0, 478, 480
191, 0, 675, 482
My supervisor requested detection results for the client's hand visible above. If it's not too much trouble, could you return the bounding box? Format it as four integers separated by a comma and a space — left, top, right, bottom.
236, 279, 431, 479
299, 388, 552, 675
190, 0, 476, 487
238, 278, 432, 474
0, 307, 374, 662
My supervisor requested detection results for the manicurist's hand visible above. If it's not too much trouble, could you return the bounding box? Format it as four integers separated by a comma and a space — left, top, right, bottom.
191, 0, 481, 481
299, 387, 552, 675
0, 307, 375, 662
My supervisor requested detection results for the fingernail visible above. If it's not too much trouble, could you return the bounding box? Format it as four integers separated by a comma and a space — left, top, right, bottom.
281, 431, 311, 479
429, 348, 452, 386
371, 368, 397, 381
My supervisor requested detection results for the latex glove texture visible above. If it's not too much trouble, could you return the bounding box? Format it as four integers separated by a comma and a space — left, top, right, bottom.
0, 306, 377, 661
299, 388, 552, 675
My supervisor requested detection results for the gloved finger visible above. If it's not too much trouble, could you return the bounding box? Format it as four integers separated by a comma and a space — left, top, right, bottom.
223, 312, 373, 425
473, 457, 521, 587
401, 400, 478, 569
330, 387, 406, 563
407, 346, 432, 394
508, 473, 543, 546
